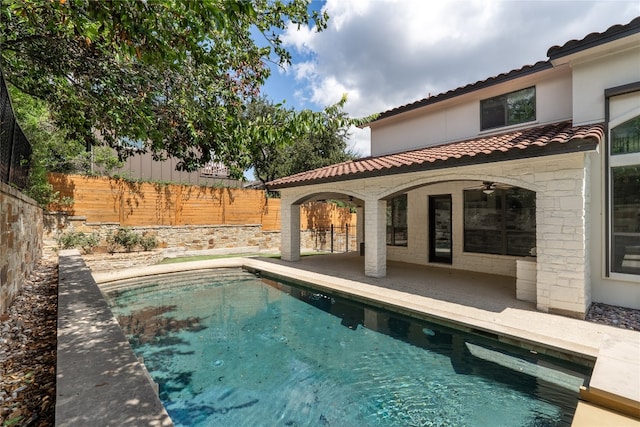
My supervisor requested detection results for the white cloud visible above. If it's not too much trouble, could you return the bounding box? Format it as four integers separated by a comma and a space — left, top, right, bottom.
280, 19, 316, 52
279, 0, 640, 156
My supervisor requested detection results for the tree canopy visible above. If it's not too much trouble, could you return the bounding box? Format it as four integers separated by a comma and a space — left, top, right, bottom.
244, 95, 359, 186
1, 0, 340, 178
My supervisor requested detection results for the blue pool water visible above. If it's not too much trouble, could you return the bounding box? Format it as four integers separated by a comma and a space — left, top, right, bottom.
106, 269, 591, 427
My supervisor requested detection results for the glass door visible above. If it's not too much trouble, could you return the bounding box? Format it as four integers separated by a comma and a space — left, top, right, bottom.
429, 195, 452, 264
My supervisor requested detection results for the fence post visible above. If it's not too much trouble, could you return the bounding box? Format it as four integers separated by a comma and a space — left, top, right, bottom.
345, 224, 349, 253
330, 224, 334, 253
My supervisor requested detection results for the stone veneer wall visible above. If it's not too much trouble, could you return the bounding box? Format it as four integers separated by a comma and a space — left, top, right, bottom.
44, 214, 358, 257
0, 182, 43, 314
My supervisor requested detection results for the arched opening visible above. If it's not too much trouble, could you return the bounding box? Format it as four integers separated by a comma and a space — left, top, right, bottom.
282, 192, 364, 262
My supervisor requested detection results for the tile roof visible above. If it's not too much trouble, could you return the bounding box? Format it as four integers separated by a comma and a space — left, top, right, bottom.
267, 121, 604, 189
547, 16, 640, 60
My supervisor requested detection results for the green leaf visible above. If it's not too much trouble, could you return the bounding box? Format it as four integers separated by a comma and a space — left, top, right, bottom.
3, 416, 24, 426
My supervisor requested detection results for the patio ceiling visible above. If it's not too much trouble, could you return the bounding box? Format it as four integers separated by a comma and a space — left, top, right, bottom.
268, 120, 604, 189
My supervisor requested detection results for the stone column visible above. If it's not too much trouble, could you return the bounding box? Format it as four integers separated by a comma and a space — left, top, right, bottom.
364, 198, 387, 277
281, 201, 300, 262
535, 166, 590, 318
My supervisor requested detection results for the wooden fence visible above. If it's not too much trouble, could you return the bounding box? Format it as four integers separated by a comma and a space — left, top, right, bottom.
48, 173, 355, 231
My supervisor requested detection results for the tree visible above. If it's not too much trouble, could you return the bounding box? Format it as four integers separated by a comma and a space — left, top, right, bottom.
279, 96, 359, 178
244, 95, 366, 187
0, 0, 329, 177
7, 84, 124, 204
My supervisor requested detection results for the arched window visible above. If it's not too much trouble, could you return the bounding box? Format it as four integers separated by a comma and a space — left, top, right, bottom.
610, 116, 640, 275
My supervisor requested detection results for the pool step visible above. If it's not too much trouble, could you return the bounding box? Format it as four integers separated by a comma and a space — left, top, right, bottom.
572, 400, 640, 426
99, 268, 253, 294
576, 335, 640, 421
578, 386, 640, 420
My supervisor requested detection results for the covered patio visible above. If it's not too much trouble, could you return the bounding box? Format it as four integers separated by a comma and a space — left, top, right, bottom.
258, 251, 529, 314
269, 122, 605, 318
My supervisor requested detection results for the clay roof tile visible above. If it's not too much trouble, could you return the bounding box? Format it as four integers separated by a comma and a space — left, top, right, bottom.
267, 121, 604, 189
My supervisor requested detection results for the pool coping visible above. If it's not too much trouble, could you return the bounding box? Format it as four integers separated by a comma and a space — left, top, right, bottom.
56, 250, 172, 427
82, 255, 640, 424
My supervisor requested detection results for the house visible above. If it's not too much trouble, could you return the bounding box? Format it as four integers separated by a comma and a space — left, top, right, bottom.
268, 18, 640, 318
114, 151, 242, 188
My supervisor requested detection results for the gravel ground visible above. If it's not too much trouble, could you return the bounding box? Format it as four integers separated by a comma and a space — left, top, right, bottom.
0, 257, 639, 426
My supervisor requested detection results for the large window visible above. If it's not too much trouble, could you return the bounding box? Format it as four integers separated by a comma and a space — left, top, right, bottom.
387, 194, 407, 246
610, 116, 640, 275
481, 87, 536, 131
464, 188, 536, 256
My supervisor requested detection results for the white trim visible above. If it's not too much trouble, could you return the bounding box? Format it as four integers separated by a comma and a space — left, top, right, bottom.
609, 106, 640, 129
608, 272, 640, 283
610, 153, 640, 167
607, 112, 640, 278
478, 120, 539, 136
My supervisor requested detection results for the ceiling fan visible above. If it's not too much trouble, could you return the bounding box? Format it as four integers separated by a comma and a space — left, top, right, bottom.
467, 181, 511, 194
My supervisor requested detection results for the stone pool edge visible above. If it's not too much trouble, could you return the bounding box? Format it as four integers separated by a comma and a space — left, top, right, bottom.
56, 250, 173, 427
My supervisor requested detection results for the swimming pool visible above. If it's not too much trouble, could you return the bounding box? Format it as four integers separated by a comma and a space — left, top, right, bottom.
105, 268, 591, 426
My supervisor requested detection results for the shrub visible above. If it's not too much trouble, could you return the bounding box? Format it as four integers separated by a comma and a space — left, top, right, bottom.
56, 231, 100, 254
108, 227, 140, 252
105, 228, 158, 252
139, 234, 158, 251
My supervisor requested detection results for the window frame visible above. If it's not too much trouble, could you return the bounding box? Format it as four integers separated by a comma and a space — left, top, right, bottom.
480, 86, 536, 131
607, 111, 640, 278
386, 194, 408, 247
463, 188, 536, 257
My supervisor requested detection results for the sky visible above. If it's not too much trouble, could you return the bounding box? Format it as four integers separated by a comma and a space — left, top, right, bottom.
259, 0, 639, 157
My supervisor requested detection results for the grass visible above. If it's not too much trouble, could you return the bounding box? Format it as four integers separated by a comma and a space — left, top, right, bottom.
157, 251, 326, 265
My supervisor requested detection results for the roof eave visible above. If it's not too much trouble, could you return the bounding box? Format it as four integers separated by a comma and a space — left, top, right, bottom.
363, 61, 553, 127
547, 17, 640, 62
268, 137, 599, 190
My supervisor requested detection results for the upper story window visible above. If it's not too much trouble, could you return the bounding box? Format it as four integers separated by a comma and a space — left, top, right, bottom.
481, 87, 536, 131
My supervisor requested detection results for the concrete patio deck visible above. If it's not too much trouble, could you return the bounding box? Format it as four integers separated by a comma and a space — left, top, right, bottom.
91, 252, 640, 426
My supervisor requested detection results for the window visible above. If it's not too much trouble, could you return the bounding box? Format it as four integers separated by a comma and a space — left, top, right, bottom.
481, 87, 536, 131
429, 195, 452, 264
610, 116, 640, 275
611, 116, 640, 155
387, 194, 407, 246
464, 188, 536, 256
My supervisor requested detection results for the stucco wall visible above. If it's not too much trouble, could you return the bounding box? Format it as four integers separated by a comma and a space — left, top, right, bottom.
571, 46, 640, 125
0, 182, 43, 314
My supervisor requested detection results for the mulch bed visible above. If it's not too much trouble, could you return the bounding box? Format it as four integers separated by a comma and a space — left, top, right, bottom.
0, 259, 57, 427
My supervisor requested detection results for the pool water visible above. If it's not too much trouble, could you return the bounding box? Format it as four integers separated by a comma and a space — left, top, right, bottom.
106, 269, 591, 427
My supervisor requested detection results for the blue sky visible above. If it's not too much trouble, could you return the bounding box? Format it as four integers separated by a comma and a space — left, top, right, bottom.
256, 0, 639, 158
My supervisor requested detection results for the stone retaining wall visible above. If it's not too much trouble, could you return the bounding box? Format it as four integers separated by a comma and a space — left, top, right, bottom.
44, 214, 358, 265
1, 182, 43, 314
44, 215, 281, 253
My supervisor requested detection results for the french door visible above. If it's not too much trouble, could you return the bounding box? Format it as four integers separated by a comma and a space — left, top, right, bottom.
429, 195, 452, 264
